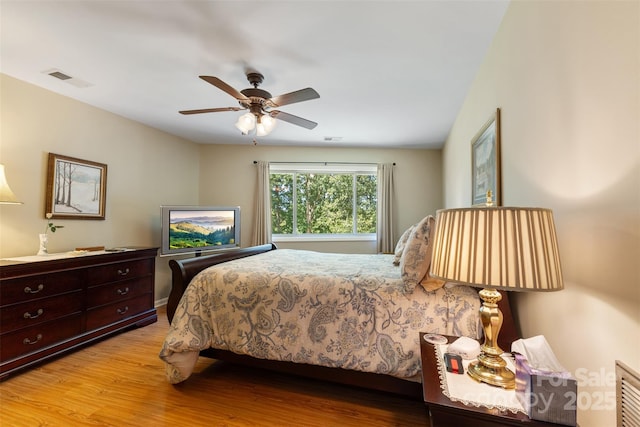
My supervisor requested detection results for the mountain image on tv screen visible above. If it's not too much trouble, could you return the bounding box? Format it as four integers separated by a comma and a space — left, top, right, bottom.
169, 210, 235, 249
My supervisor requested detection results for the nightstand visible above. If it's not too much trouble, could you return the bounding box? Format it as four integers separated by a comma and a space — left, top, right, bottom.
420, 333, 568, 427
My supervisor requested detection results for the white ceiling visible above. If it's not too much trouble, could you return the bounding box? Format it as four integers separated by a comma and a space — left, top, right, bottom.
0, 0, 508, 148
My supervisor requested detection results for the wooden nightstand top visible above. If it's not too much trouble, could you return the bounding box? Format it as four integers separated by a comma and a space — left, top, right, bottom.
420, 333, 569, 427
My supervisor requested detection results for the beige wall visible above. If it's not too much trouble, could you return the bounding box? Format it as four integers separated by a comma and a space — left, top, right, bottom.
443, 2, 639, 426
198, 144, 442, 253
0, 74, 201, 302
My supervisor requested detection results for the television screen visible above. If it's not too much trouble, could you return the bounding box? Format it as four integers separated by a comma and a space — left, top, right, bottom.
160, 206, 240, 256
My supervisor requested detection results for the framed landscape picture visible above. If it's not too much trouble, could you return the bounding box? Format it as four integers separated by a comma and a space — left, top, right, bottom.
45, 153, 107, 219
471, 108, 501, 206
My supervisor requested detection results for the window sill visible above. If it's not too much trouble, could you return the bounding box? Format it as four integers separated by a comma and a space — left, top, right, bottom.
273, 234, 376, 243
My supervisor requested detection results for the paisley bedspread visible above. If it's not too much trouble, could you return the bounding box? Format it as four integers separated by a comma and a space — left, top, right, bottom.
159, 249, 480, 384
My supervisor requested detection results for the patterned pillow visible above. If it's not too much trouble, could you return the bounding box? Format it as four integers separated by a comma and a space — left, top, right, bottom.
419, 217, 446, 291
400, 215, 436, 293
420, 271, 446, 292
393, 224, 415, 265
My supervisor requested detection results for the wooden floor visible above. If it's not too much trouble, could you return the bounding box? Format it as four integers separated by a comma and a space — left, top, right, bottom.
0, 306, 428, 426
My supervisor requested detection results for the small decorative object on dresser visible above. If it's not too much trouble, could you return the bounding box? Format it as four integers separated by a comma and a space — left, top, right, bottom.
0, 247, 157, 380
37, 213, 64, 256
37, 233, 48, 256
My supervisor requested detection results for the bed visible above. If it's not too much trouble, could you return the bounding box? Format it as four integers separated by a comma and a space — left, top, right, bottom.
160, 219, 519, 399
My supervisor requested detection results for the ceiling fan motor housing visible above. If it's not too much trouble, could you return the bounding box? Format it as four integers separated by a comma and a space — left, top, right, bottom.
241, 72, 272, 111
239, 89, 272, 112
240, 88, 272, 99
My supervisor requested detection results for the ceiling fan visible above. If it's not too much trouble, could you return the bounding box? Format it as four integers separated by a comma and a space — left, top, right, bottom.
179, 72, 320, 136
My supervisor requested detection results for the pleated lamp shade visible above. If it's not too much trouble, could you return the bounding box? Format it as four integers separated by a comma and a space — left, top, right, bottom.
430, 207, 564, 292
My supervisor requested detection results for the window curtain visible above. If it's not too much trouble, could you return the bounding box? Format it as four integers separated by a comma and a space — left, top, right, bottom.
376, 163, 394, 253
251, 161, 272, 246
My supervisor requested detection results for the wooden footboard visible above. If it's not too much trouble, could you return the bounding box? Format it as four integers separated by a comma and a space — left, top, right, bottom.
164, 243, 520, 398
166, 243, 277, 323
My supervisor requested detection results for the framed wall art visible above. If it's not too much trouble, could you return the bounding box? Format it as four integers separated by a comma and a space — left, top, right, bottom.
45, 153, 107, 219
471, 108, 501, 206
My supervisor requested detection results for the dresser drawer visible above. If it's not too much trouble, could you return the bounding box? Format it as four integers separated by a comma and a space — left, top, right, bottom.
0, 291, 83, 332
86, 258, 153, 285
85, 294, 152, 330
0, 271, 83, 306
0, 314, 83, 361
87, 276, 153, 308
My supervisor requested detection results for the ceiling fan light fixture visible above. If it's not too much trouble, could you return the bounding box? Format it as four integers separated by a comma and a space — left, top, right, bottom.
256, 123, 267, 137
256, 114, 276, 136
235, 112, 256, 134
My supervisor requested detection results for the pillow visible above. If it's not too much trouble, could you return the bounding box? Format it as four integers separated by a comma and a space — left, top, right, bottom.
420, 218, 445, 291
400, 215, 436, 293
393, 224, 415, 265
420, 271, 446, 292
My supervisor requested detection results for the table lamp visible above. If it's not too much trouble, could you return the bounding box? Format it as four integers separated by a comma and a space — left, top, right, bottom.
430, 206, 564, 389
0, 164, 22, 204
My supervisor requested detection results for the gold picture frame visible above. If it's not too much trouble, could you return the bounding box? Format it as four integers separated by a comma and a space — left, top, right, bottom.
45, 153, 107, 219
471, 108, 501, 206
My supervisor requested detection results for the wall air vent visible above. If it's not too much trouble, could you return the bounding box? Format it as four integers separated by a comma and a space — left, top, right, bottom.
42, 68, 93, 88
617, 360, 640, 427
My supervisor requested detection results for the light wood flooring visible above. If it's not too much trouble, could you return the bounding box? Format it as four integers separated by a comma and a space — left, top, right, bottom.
0, 306, 428, 426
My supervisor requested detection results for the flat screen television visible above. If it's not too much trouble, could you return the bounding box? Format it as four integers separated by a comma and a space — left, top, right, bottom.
160, 205, 240, 256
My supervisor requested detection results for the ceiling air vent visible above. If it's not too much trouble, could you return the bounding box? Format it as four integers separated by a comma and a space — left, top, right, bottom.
48, 71, 72, 80
42, 68, 93, 88
324, 136, 343, 142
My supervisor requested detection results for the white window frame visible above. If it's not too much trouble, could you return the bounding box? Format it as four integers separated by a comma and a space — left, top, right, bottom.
269, 163, 377, 242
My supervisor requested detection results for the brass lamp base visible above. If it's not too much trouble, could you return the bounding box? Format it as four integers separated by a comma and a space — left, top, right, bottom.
468, 354, 515, 389
469, 288, 516, 389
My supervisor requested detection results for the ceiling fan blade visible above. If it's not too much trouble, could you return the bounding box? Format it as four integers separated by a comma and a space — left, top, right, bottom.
179, 107, 244, 115
269, 88, 320, 107
270, 110, 318, 129
199, 76, 249, 101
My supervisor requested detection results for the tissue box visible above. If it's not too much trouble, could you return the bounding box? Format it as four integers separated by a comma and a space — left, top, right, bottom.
515, 353, 577, 426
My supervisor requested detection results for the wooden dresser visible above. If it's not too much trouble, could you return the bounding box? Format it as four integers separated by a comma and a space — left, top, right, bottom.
0, 247, 158, 380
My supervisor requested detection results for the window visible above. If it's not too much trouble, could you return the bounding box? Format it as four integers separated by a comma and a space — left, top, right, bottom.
270, 163, 377, 240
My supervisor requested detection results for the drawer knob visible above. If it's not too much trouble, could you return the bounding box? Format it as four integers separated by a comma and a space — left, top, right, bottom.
23, 308, 44, 319
24, 284, 45, 294
23, 334, 43, 345
117, 268, 130, 276
117, 306, 129, 315
116, 287, 130, 296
